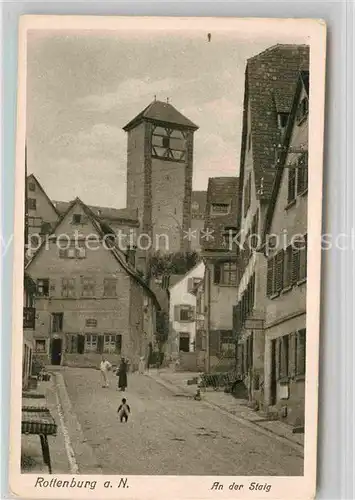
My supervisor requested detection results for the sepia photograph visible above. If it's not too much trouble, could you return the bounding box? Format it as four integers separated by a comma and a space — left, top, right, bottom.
10, 15, 326, 499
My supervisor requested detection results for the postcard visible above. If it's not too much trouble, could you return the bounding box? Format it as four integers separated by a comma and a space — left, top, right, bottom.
9, 15, 326, 500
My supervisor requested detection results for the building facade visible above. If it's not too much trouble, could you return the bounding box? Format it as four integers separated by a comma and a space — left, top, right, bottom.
234, 44, 309, 407
26, 197, 160, 370
168, 261, 205, 357
261, 71, 308, 427
201, 177, 240, 372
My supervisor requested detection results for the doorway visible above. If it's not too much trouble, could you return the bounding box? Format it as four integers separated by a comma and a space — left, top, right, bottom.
179, 333, 190, 353
51, 338, 62, 365
270, 339, 277, 406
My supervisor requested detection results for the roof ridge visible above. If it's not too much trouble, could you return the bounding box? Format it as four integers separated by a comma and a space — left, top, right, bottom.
248, 43, 309, 63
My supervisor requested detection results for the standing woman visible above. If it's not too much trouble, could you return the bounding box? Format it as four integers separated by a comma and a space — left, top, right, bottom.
138, 356, 145, 375
117, 357, 128, 391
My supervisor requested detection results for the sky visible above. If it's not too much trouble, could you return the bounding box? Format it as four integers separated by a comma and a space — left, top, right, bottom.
27, 28, 307, 208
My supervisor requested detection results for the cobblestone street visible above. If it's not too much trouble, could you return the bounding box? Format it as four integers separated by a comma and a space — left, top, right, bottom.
61, 368, 303, 476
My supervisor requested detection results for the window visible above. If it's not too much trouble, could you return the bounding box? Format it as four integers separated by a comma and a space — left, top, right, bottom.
295, 329, 306, 376
243, 174, 251, 216
81, 277, 96, 297
277, 113, 289, 129
211, 203, 230, 215
52, 313, 63, 333
266, 251, 284, 296
297, 152, 308, 194
72, 214, 84, 225
214, 262, 237, 286
104, 334, 117, 353
85, 334, 98, 352
162, 136, 170, 148
28, 198, 37, 210
35, 339, 46, 353
28, 182, 36, 192
297, 97, 309, 124
279, 335, 290, 379
250, 210, 259, 248
28, 216, 43, 228
103, 278, 117, 297
174, 305, 195, 322
85, 318, 97, 328
59, 241, 86, 259
62, 278, 76, 298
187, 277, 202, 293
37, 279, 49, 297
287, 168, 296, 204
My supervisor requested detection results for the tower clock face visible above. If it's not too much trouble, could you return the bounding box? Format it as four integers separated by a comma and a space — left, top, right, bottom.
151, 126, 187, 162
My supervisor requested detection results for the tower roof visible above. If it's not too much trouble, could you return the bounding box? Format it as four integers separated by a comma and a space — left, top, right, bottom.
123, 100, 199, 131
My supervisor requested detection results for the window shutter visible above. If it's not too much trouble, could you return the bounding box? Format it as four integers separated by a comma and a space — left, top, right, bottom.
267, 258, 274, 296
214, 264, 221, 284
297, 153, 308, 194
174, 305, 181, 321
275, 250, 284, 293
299, 234, 308, 280
284, 245, 293, 288
292, 247, 300, 285
189, 306, 195, 321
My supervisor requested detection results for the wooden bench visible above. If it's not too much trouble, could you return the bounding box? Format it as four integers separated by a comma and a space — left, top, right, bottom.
22, 407, 57, 474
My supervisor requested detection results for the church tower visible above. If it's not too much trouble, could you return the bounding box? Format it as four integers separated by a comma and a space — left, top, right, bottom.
123, 100, 198, 255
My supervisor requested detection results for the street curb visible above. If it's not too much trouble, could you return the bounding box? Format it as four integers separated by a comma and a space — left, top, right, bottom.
147, 373, 304, 458
50, 371, 103, 474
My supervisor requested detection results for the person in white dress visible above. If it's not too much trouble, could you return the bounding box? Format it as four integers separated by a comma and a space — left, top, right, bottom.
100, 357, 112, 388
138, 356, 145, 374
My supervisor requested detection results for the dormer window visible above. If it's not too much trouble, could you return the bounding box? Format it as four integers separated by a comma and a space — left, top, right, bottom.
277, 113, 289, 129
72, 213, 83, 225
211, 203, 230, 215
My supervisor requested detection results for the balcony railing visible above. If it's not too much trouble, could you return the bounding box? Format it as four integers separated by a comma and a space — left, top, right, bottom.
23, 307, 36, 329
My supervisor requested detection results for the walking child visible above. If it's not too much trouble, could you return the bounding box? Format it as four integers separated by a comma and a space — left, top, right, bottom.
117, 398, 130, 423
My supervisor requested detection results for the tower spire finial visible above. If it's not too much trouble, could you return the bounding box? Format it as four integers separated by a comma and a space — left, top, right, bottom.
166, 97, 169, 104
154, 95, 156, 101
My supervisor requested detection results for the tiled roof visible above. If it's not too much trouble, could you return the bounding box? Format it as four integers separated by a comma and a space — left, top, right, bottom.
53, 200, 139, 223
273, 89, 295, 113
202, 177, 240, 251
262, 70, 309, 241
245, 44, 309, 201
123, 100, 198, 131
191, 191, 207, 219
